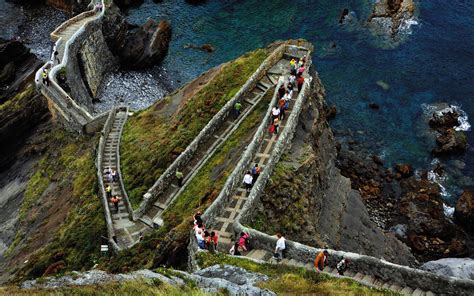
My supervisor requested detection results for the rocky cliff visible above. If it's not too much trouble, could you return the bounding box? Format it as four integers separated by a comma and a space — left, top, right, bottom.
252, 68, 415, 266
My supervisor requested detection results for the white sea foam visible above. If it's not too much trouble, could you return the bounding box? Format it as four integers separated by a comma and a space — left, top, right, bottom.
399, 17, 419, 35
427, 159, 455, 218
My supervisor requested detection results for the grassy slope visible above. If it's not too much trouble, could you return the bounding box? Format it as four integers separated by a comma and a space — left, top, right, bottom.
8, 129, 106, 281
0, 279, 212, 296
121, 48, 268, 208
197, 253, 399, 296
105, 91, 271, 272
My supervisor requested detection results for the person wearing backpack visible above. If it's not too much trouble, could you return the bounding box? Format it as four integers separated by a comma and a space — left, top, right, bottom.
336, 257, 350, 275
251, 164, 261, 184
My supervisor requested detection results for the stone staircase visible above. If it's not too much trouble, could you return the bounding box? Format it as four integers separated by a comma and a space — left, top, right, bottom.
137, 71, 283, 229
100, 110, 150, 249
244, 249, 436, 296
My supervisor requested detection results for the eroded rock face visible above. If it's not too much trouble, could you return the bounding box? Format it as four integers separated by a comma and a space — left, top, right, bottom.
120, 19, 172, 69
455, 190, 474, 233
252, 70, 415, 266
421, 258, 474, 280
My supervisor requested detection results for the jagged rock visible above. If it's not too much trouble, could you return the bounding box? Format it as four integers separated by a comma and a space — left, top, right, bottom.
120, 19, 172, 69
454, 190, 474, 233
184, 43, 215, 53
432, 128, 468, 156
429, 108, 460, 131
102, 3, 128, 56
395, 163, 413, 178
421, 258, 474, 280
192, 265, 275, 296
325, 105, 337, 120
114, 0, 144, 10
339, 8, 349, 24
368, 103, 380, 110
0, 62, 16, 85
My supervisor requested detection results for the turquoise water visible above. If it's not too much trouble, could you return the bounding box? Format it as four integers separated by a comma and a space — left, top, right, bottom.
127, 0, 473, 204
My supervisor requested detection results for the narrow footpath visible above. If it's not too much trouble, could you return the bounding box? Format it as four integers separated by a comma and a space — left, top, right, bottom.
101, 110, 150, 249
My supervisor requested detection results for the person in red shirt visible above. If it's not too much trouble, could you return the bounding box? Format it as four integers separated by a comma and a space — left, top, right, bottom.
207, 231, 218, 252
297, 75, 305, 92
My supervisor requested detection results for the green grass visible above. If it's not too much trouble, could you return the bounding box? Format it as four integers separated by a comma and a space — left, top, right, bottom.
121, 48, 268, 209
197, 252, 398, 296
0, 279, 215, 296
104, 89, 272, 273
10, 129, 106, 281
0, 83, 35, 112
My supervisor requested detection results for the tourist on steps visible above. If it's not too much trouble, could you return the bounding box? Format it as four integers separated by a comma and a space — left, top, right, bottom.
42, 69, 50, 86
297, 75, 305, 92
314, 250, 330, 272
336, 257, 350, 276
238, 232, 250, 252
271, 106, 280, 123
273, 117, 279, 135
234, 101, 242, 118
193, 211, 203, 225
278, 84, 286, 99
243, 171, 253, 193
110, 195, 120, 213
278, 96, 286, 120
230, 241, 241, 256
105, 185, 112, 199
111, 169, 118, 183
251, 163, 261, 185
206, 231, 219, 252
288, 74, 296, 86
274, 233, 286, 261
176, 170, 184, 187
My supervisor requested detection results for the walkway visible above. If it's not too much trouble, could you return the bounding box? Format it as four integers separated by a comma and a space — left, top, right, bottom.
209, 51, 303, 250
244, 249, 436, 296
101, 110, 150, 249
138, 72, 282, 229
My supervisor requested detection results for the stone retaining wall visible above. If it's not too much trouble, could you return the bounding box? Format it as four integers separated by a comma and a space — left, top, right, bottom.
230, 72, 474, 295
116, 108, 134, 220
132, 43, 289, 219
96, 106, 121, 252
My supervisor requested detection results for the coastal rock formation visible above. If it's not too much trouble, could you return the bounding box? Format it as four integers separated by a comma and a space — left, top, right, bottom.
429, 108, 460, 131
252, 70, 415, 266
120, 19, 171, 69
367, 0, 416, 44
101, 3, 171, 69
421, 258, 474, 280
432, 128, 468, 156
455, 190, 474, 233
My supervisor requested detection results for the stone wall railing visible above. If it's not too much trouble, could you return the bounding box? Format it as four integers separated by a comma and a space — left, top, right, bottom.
96, 106, 121, 252
116, 108, 134, 220
230, 75, 474, 295
35, 0, 109, 134
132, 43, 289, 219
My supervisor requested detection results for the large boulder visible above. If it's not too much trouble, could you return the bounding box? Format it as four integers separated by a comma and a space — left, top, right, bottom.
102, 3, 128, 56
120, 19, 171, 69
454, 190, 474, 233
421, 258, 474, 280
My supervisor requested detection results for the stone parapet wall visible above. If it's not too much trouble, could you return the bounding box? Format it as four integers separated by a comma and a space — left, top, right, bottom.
34, 0, 111, 134
116, 108, 134, 220
132, 43, 289, 219
96, 106, 121, 252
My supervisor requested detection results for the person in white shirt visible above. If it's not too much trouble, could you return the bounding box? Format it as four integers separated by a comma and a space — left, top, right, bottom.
271, 106, 280, 123
243, 171, 253, 192
274, 233, 286, 261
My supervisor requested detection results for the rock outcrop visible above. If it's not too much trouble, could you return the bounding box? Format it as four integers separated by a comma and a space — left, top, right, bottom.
102, 4, 172, 69
120, 19, 172, 69
367, 0, 416, 45
455, 190, 474, 233
421, 258, 474, 280
428, 105, 468, 156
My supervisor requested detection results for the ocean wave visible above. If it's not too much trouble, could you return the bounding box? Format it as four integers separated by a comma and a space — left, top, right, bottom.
398, 17, 419, 35
427, 159, 455, 218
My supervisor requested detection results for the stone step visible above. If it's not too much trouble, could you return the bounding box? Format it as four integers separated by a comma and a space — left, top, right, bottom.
246, 249, 270, 261
361, 275, 375, 285
139, 215, 154, 228
304, 263, 313, 270
353, 273, 364, 280
388, 283, 403, 292
400, 287, 414, 295
425, 291, 435, 296
152, 216, 164, 228
411, 288, 424, 296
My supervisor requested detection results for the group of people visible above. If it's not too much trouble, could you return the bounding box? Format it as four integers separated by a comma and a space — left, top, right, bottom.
193, 211, 219, 252
104, 167, 121, 213
243, 163, 262, 192
268, 56, 306, 135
